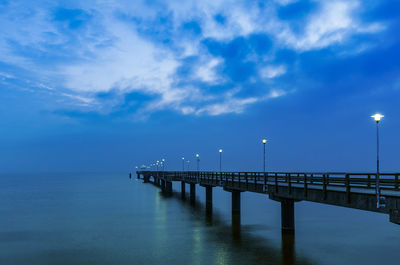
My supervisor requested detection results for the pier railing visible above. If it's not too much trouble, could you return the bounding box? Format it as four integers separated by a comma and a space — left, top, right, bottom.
139, 171, 400, 193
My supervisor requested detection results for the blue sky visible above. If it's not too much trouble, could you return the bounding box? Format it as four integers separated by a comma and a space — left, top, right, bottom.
0, 0, 399, 173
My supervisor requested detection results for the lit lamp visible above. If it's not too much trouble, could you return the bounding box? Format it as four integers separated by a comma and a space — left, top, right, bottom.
219, 149, 223, 172
196, 154, 200, 171
262, 139, 267, 172
371, 113, 384, 208
162, 158, 165, 171
182, 157, 185, 171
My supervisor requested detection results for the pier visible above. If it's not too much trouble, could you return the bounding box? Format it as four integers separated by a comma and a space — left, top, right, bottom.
136, 171, 400, 233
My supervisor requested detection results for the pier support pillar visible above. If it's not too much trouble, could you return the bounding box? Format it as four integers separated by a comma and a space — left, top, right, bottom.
281, 232, 295, 264
161, 179, 166, 192
281, 199, 295, 233
205, 186, 213, 224
144, 176, 150, 183
181, 181, 186, 199
137, 173, 140, 179
232, 190, 241, 238
190, 183, 196, 202
166, 181, 172, 195
232, 190, 241, 215
205, 186, 213, 208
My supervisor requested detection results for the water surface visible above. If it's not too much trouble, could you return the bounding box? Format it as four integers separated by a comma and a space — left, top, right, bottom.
1, 173, 399, 264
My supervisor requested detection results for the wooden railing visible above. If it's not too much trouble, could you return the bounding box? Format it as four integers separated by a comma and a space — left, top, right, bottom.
138, 171, 400, 193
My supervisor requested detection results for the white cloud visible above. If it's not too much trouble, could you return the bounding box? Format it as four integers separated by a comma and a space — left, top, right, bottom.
63, 21, 179, 95
61, 93, 95, 106
196, 96, 259, 116
0, 72, 15, 79
260, 65, 287, 79
275, 0, 385, 51
194, 57, 223, 84
274, 0, 299, 6
266, 88, 287, 98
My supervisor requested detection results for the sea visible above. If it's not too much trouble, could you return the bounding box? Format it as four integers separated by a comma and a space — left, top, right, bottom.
1, 173, 399, 265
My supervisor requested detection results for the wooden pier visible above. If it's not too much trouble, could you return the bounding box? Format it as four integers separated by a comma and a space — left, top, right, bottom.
136, 171, 400, 233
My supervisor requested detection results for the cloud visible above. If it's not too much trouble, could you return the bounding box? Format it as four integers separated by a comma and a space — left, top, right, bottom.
274, 0, 299, 6
260, 65, 287, 79
194, 57, 224, 84
274, 0, 385, 51
196, 96, 259, 116
0, 72, 15, 79
0, 0, 388, 118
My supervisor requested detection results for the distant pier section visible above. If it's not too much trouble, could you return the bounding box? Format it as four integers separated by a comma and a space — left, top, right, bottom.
136, 171, 400, 233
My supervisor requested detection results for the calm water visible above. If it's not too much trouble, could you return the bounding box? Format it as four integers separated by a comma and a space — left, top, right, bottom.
1, 173, 399, 265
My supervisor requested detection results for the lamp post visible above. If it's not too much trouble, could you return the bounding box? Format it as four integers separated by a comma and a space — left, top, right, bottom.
196, 154, 200, 171
182, 157, 185, 171
219, 149, 223, 172
162, 158, 165, 171
371, 113, 384, 208
262, 139, 267, 172
156, 160, 159, 171
187, 160, 190, 170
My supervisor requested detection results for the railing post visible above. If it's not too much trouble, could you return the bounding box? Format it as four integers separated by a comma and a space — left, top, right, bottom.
346, 174, 351, 204
275, 173, 278, 193
367, 175, 371, 188
304, 174, 308, 197
395, 175, 399, 190
264, 173, 267, 192
323, 174, 327, 200
245, 173, 248, 189
288, 173, 292, 195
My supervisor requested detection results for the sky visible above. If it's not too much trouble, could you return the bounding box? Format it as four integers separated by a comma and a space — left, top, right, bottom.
0, 0, 399, 173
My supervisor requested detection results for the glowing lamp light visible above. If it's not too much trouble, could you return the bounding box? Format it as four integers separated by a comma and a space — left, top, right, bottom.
182, 157, 185, 160
371, 113, 384, 122
196, 154, 199, 158
262, 139, 267, 144
219, 149, 223, 153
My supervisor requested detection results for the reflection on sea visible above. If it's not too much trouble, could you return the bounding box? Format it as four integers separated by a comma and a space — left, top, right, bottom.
165, 189, 309, 265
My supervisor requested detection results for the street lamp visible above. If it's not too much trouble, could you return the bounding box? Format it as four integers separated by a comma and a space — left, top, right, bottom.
262, 139, 267, 172
219, 149, 223, 172
196, 154, 200, 171
371, 113, 384, 208
182, 157, 185, 171
187, 160, 190, 170
156, 160, 159, 171
162, 158, 165, 171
